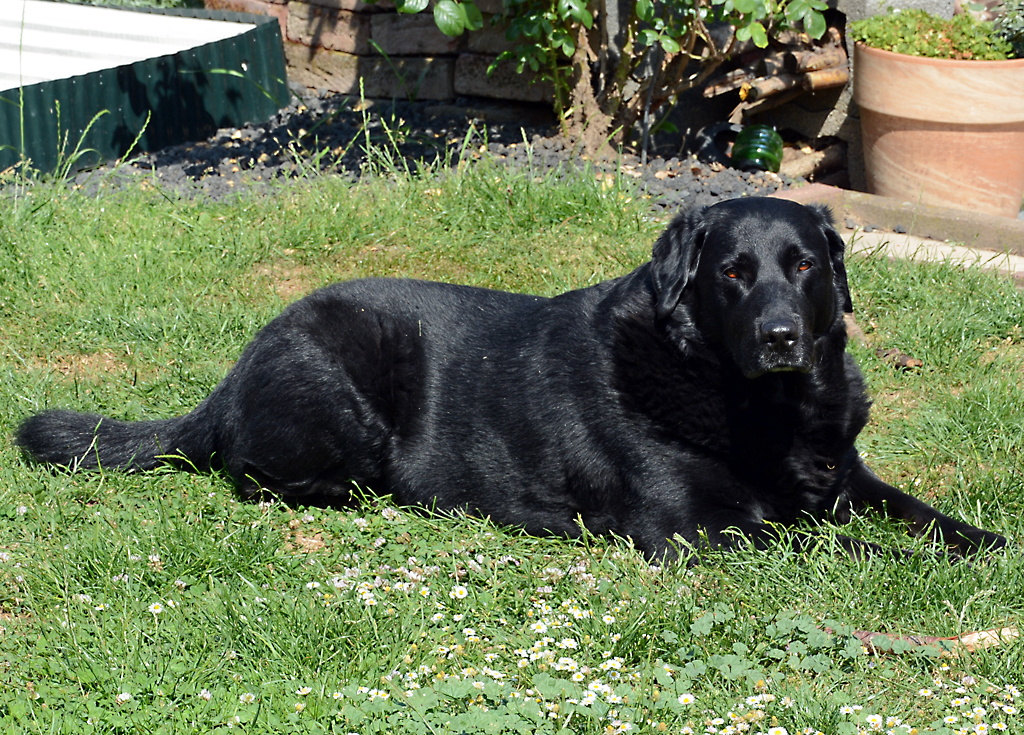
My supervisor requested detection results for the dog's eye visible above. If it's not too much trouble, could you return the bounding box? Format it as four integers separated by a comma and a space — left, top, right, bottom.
797, 260, 813, 272
724, 268, 739, 279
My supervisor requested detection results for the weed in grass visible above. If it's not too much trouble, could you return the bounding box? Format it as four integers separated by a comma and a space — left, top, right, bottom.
1, 164, 1023, 732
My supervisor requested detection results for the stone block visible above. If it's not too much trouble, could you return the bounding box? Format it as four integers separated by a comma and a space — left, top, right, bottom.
305, 0, 391, 12
454, 53, 552, 103
287, 1, 371, 54
474, 0, 504, 14
284, 40, 360, 91
204, 0, 288, 36
466, 15, 516, 54
370, 13, 460, 55
284, 43, 455, 98
363, 56, 456, 98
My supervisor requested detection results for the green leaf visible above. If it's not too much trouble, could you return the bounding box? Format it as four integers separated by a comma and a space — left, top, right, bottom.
803, 7, 827, 38
749, 21, 769, 46
659, 34, 681, 53
564, 0, 588, 24
786, 0, 808, 19
691, 613, 716, 636
558, 0, 581, 18
433, 0, 467, 36
397, 0, 429, 13
640, 28, 660, 46
464, 0, 484, 30
637, 0, 654, 22
654, 666, 675, 686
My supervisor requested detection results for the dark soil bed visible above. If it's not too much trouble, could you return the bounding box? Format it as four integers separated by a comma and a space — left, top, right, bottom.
71, 84, 798, 213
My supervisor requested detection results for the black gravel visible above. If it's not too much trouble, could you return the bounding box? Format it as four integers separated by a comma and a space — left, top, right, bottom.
71, 83, 797, 212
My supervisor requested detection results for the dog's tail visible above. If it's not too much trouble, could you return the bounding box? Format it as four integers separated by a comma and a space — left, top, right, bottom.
15, 403, 218, 473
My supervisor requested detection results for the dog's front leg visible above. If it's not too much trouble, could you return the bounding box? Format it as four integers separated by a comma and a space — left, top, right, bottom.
845, 459, 1007, 555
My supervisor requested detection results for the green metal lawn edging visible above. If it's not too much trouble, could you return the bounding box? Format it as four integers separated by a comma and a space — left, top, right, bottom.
0, 5, 289, 176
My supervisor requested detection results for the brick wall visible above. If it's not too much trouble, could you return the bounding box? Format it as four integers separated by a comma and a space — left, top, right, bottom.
204, 0, 554, 102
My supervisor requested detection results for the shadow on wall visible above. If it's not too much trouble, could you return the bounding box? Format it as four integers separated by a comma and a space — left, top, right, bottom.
115, 61, 222, 154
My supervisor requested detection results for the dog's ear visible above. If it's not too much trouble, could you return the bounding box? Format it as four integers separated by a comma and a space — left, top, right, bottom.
808, 204, 853, 314
651, 210, 706, 319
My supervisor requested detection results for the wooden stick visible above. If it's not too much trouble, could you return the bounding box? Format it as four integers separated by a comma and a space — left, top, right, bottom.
704, 68, 756, 97
849, 627, 1019, 658
740, 73, 801, 101
802, 67, 850, 91
728, 88, 803, 124
843, 313, 869, 348
774, 29, 812, 47
760, 49, 788, 77
785, 45, 848, 73
876, 347, 924, 369
779, 142, 846, 179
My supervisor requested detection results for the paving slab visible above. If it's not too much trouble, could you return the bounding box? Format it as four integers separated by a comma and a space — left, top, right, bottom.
844, 230, 1024, 282
773, 183, 1024, 283
774, 183, 1024, 255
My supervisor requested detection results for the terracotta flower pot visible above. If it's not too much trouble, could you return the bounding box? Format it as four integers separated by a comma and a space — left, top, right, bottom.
853, 42, 1024, 218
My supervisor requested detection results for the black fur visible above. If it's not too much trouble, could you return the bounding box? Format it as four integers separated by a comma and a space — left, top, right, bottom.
16, 198, 1006, 559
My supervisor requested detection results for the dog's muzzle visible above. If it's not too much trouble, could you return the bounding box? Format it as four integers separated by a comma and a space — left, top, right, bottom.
746, 317, 813, 376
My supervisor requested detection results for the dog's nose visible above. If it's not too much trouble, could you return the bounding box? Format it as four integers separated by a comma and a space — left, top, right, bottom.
760, 320, 799, 350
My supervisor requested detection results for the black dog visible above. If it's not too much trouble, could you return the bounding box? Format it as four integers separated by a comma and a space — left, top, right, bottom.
16, 198, 1006, 560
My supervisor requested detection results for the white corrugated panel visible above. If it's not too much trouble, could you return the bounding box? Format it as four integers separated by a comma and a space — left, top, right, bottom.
0, 0, 254, 92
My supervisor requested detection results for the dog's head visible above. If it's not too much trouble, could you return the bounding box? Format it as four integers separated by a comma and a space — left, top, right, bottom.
650, 197, 851, 378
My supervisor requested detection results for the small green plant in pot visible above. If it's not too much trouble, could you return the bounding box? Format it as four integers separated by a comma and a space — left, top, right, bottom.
849, 8, 1024, 218
849, 8, 1015, 59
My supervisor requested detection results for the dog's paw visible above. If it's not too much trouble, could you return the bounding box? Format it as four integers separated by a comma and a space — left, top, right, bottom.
954, 527, 1007, 556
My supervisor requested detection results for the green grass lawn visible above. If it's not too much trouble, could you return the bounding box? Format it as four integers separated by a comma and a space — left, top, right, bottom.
1, 163, 1022, 734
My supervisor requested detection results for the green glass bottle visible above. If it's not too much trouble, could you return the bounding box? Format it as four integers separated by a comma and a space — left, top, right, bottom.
730, 125, 784, 173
